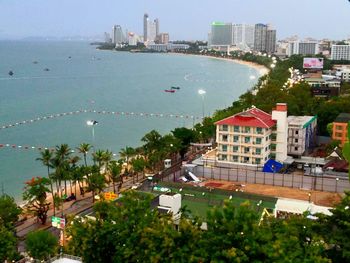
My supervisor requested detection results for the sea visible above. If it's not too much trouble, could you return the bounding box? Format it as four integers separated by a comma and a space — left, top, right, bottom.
0, 41, 260, 201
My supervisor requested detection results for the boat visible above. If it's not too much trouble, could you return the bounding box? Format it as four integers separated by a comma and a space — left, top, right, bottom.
171, 86, 180, 90
8, 70, 14, 76
33, 61, 38, 64
164, 89, 175, 93
44, 68, 50, 71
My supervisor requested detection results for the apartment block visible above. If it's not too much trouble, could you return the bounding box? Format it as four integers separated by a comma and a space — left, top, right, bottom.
332, 113, 350, 147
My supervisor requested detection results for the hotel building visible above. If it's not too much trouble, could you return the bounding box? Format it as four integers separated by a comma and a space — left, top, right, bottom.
332, 113, 350, 147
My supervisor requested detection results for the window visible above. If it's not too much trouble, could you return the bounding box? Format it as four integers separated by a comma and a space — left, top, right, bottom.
266, 136, 269, 141
336, 125, 343, 130
233, 135, 239, 142
265, 147, 268, 151
232, 156, 238, 162
222, 145, 228, 152
256, 138, 262, 144
256, 148, 261, 155
243, 157, 250, 163
222, 135, 228, 142
244, 147, 250, 153
234, 126, 240, 132
233, 146, 239, 152
245, 136, 251, 143
295, 139, 298, 143
245, 127, 250, 133
255, 158, 261, 164
295, 130, 299, 135
222, 125, 228, 131
294, 147, 298, 151
220, 154, 227, 161
335, 132, 342, 137
256, 127, 263, 134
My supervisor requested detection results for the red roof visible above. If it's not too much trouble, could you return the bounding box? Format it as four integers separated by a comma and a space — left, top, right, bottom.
215, 107, 276, 128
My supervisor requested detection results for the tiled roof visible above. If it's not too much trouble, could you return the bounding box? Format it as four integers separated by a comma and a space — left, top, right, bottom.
215, 107, 276, 128
334, 113, 350, 123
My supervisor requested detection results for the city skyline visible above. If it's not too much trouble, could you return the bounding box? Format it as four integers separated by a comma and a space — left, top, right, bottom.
0, 0, 350, 40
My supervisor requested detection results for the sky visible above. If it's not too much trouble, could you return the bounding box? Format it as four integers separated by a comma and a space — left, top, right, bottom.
0, 0, 350, 40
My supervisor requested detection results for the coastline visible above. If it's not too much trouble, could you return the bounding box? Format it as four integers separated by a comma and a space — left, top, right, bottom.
169, 52, 270, 77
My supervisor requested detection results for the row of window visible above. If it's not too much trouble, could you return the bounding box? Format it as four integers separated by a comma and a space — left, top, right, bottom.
218, 155, 269, 164
219, 125, 266, 134
220, 145, 271, 154
220, 134, 272, 143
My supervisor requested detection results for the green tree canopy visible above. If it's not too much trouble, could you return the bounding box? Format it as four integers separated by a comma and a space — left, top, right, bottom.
25, 230, 58, 260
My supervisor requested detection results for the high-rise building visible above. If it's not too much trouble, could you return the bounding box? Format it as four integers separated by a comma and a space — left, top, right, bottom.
254, 24, 276, 53
112, 25, 124, 44
331, 45, 350, 60
254, 23, 267, 52
143, 13, 159, 43
232, 24, 255, 49
157, 33, 169, 44
210, 22, 233, 46
143, 13, 149, 42
155, 18, 159, 37
266, 28, 277, 53
287, 41, 319, 56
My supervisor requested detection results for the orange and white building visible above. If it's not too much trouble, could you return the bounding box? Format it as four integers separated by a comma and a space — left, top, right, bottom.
332, 113, 350, 147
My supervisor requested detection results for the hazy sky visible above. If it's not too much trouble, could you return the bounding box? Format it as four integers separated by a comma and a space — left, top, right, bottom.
0, 0, 349, 40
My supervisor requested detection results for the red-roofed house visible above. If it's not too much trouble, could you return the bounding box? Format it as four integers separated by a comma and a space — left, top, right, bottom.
215, 103, 289, 165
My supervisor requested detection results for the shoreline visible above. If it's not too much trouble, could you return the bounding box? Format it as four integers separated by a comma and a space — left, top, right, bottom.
168, 52, 270, 77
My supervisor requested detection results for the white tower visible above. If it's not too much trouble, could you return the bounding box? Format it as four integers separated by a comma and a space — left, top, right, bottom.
272, 103, 288, 163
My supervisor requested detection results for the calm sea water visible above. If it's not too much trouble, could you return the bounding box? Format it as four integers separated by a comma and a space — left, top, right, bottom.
0, 41, 259, 200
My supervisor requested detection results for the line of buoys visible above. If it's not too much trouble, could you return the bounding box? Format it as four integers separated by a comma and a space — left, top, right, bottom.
0, 143, 119, 157
0, 109, 201, 131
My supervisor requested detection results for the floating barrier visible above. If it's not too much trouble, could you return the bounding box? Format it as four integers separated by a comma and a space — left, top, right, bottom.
0, 109, 201, 131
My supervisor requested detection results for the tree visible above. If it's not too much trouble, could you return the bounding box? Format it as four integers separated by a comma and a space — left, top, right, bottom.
0, 222, 18, 262
172, 127, 196, 159
108, 161, 122, 193
119, 146, 136, 166
85, 167, 107, 202
0, 194, 21, 229
23, 177, 51, 224
77, 143, 92, 166
131, 157, 147, 183
25, 230, 58, 260
37, 149, 56, 215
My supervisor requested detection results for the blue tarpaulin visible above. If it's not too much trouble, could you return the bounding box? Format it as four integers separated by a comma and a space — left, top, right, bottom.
263, 159, 283, 173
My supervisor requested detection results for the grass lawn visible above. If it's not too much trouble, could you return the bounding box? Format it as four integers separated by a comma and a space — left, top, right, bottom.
153, 182, 277, 220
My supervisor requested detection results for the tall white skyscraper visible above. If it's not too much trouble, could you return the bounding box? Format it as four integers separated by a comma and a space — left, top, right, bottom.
143, 13, 159, 43
232, 24, 255, 48
112, 25, 124, 44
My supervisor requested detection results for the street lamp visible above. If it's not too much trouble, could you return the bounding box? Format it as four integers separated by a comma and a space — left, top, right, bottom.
198, 89, 206, 119
87, 120, 98, 146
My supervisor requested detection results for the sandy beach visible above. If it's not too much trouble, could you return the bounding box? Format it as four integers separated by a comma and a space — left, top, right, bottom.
172, 52, 270, 77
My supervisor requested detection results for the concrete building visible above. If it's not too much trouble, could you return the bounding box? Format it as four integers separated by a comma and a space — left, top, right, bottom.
147, 43, 189, 52
215, 106, 276, 165
143, 13, 149, 42
210, 22, 233, 46
112, 25, 124, 44
288, 41, 319, 56
266, 29, 277, 54
127, 32, 140, 46
254, 23, 267, 52
271, 103, 288, 162
331, 45, 350, 60
157, 33, 169, 44
232, 24, 255, 49
304, 75, 341, 98
332, 113, 350, 147
287, 116, 317, 157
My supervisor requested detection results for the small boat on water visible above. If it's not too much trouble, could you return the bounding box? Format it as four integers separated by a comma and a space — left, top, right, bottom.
44, 68, 50, 71
8, 70, 14, 76
164, 89, 175, 93
33, 61, 38, 64
171, 86, 180, 90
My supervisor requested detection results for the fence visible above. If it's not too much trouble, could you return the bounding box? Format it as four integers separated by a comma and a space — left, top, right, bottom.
192, 165, 350, 193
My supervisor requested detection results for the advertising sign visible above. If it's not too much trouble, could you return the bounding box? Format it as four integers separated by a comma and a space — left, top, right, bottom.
52, 216, 65, 229
104, 192, 118, 201
303, 58, 324, 69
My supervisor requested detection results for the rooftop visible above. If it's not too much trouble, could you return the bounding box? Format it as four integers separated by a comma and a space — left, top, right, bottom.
287, 115, 317, 128
215, 107, 276, 128
334, 113, 350, 123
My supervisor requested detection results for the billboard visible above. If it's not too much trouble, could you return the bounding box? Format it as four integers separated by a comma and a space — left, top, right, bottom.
303, 58, 324, 69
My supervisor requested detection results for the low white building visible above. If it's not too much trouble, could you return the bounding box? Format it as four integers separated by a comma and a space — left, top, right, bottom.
287, 116, 317, 157
331, 45, 350, 60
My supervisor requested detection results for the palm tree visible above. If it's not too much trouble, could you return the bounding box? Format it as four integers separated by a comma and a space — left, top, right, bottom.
131, 157, 147, 183
85, 167, 107, 203
70, 166, 84, 197
102, 150, 113, 174
119, 146, 136, 166
108, 161, 122, 193
92, 150, 105, 170
77, 143, 92, 166
36, 149, 56, 216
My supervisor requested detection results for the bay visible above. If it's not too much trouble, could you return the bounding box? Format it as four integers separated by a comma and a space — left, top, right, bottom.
0, 41, 260, 200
